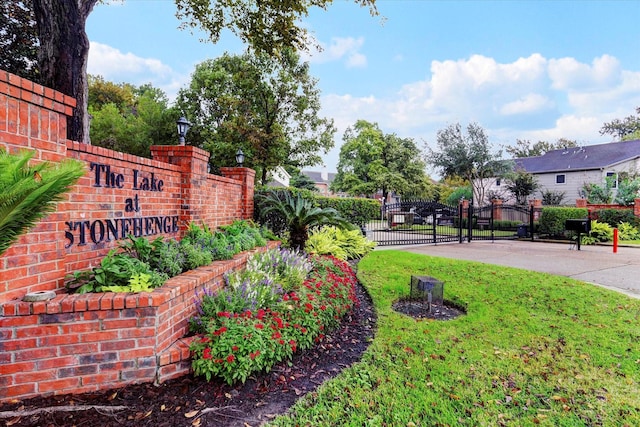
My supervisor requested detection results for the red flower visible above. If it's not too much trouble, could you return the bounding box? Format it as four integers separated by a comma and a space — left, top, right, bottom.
232, 345, 239, 352
272, 316, 284, 328
203, 348, 212, 360
255, 323, 264, 330
250, 350, 260, 360
257, 309, 266, 320
272, 331, 282, 339
226, 354, 235, 363
279, 339, 285, 345
213, 326, 227, 336
217, 311, 231, 318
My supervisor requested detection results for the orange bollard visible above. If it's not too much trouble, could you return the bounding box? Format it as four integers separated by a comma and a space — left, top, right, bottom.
613, 228, 618, 253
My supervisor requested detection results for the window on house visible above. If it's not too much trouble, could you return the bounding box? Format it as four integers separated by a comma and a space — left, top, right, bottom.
556, 174, 566, 184
495, 178, 501, 186
606, 171, 618, 188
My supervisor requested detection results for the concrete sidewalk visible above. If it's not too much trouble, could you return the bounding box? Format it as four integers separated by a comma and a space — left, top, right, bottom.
378, 240, 640, 299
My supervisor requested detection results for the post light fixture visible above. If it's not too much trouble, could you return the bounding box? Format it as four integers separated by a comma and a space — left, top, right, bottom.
235, 148, 245, 166
176, 116, 191, 145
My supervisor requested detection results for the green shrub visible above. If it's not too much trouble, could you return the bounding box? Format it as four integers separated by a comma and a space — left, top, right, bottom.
315, 196, 380, 227
66, 249, 167, 293
592, 208, 639, 228
491, 220, 522, 230
616, 222, 640, 240
538, 207, 588, 237
305, 225, 376, 260
580, 220, 613, 245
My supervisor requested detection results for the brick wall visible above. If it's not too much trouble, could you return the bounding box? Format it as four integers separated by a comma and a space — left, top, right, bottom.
0, 70, 262, 402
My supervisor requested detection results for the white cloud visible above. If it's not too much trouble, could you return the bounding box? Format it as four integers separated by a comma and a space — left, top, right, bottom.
548, 54, 622, 91
302, 37, 367, 68
88, 41, 188, 100
500, 93, 553, 115
319, 53, 640, 171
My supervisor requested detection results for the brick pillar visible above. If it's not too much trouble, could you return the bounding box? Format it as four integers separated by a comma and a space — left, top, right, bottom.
576, 198, 587, 208
150, 145, 210, 233
529, 199, 542, 221
220, 167, 256, 219
491, 199, 502, 221
635, 198, 640, 218
461, 199, 469, 219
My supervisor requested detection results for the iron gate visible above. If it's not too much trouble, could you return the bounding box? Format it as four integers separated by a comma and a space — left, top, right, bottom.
369, 201, 534, 246
468, 203, 532, 241
368, 200, 463, 246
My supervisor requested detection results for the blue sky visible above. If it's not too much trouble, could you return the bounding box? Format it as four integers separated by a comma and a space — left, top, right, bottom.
86, 0, 640, 175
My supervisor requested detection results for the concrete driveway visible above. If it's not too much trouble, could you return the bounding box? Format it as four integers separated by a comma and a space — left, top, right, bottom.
379, 240, 640, 299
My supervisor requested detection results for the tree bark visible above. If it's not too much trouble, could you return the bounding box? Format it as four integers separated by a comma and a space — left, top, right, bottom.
32, 0, 97, 144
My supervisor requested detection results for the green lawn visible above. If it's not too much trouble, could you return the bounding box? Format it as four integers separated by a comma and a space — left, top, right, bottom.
269, 250, 640, 426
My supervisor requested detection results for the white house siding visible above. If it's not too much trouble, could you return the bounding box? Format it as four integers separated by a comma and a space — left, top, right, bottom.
478, 163, 638, 206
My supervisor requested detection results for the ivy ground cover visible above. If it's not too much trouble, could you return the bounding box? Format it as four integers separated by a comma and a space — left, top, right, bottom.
269, 250, 640, 426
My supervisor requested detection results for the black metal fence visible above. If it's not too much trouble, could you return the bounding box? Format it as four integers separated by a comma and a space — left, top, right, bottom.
369, 200, 535, 246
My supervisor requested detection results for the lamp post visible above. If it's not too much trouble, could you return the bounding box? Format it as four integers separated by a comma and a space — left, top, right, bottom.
235, 148, 245, 166
176, 116, 191, 145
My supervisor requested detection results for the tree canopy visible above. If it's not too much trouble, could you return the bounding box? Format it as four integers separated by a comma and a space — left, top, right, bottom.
505, 138, 577, 158
331, 120, 430, 201
429, 122, 508, 206
88, 76, 177, 157
600, 107, 640, 141
175, 50, 335, 184
25, 0, 377, 144
0, 1, 40, 82
504, 168, 538, 205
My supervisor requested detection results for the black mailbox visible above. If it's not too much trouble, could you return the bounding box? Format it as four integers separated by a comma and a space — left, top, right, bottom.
565, 218, 591, 250
565, 219, 591, 233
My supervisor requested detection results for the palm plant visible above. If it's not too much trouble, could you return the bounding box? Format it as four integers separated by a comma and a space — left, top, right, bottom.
256, 190, 353, 250
0, 148, 85, 255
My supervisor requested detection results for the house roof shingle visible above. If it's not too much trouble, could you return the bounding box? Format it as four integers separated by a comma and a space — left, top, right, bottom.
302, 170, 336, 184
514, 139, 640, 173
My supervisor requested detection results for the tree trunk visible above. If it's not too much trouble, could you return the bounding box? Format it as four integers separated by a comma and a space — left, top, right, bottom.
32, 0, 97, 144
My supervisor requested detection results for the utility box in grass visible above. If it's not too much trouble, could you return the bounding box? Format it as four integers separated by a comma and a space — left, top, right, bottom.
410, 276, 444, 312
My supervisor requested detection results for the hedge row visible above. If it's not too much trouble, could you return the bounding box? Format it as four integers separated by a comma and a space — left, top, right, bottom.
254, 187, 380, 228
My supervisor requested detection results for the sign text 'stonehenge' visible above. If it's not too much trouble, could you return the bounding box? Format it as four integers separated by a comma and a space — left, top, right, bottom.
64, 162, 179, 247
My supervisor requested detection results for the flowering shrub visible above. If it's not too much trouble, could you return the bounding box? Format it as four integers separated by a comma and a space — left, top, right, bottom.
189, 254, 357, 385
243, 247, 313, 291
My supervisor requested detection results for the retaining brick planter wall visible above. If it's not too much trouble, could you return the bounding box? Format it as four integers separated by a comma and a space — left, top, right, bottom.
0, 241, 278, 402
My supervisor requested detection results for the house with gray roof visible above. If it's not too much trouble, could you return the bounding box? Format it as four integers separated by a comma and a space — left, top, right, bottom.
484, 139, 640, 205
301, 170, 337, 196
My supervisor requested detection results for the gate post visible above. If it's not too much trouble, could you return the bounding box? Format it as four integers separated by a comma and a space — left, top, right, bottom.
467, 203, 473, 242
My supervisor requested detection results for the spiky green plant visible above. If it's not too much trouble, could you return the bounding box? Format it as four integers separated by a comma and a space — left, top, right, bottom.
0, 148, 84, 255
256, 190, 353, 250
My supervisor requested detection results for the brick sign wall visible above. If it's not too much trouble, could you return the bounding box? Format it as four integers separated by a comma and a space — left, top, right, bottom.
0, 70, 261, 402
0, 70, 255, 303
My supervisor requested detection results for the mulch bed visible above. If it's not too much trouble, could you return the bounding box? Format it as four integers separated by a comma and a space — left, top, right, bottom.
392, 298, 466, 321
1, 279, 465, 427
